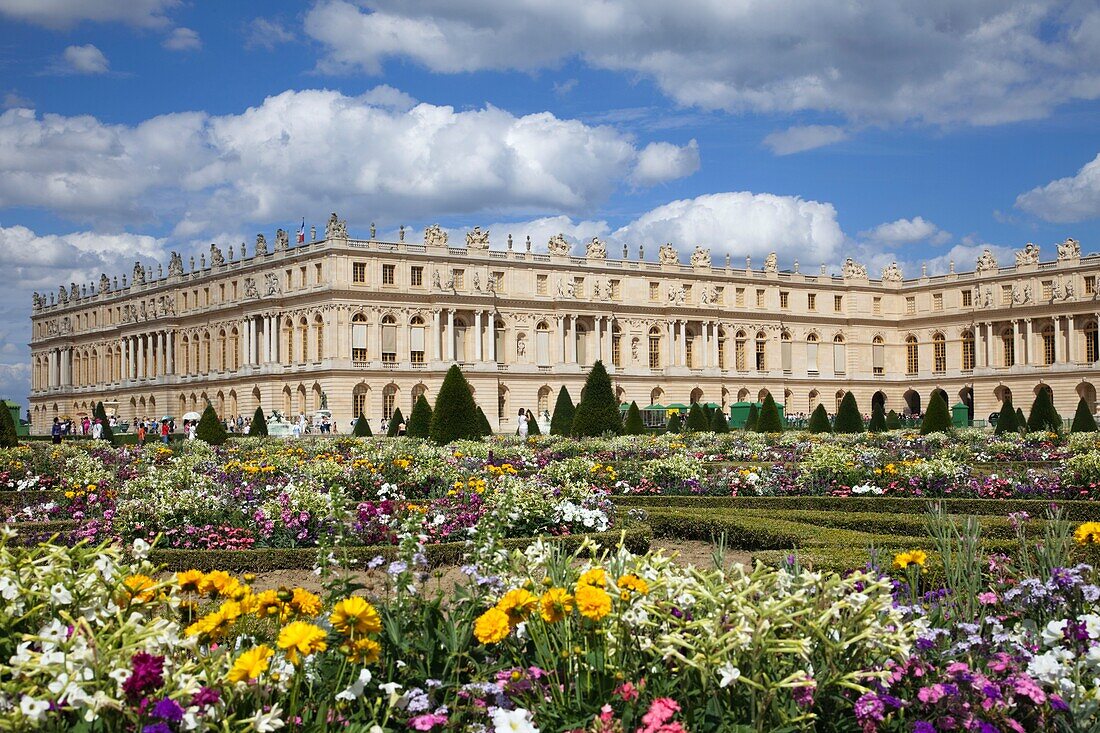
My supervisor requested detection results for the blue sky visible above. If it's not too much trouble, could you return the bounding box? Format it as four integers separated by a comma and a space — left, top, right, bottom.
2, 0, 1099, 409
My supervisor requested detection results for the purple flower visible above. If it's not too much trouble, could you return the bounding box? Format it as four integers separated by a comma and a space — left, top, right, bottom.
153, 697, 184, 723
123, 652, 165, 700
192, 687, 220, 708
143, 724, 172, 733
913, 723, 935, 733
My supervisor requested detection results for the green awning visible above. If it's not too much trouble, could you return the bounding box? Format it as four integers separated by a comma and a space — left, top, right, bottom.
703, 402, 721, 409
646, 404, 667, 410
666, 403, 689, 410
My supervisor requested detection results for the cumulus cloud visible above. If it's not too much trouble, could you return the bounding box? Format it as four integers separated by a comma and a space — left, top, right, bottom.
1015, 152, 1100, 223
163, 27, 201, 51
58, 44, 109, 75
763, 125, 847, 155
303, 1, 1100, 127
630, 140, 700, 186
859, 216, 951, 246
2, 92, 31, 110
246, 17, 296, 50
0, 0, 177, 29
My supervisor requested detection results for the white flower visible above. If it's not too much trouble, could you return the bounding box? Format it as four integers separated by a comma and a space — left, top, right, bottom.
38, 619, 67, 651
20, 695, 49, 723
49, 583, 72, 605
0, 574, 18, 600
249, 705, 285, 732
379, 681, 403, 705
335, 669, 372, 701
132, 538, 151, 560
1028, 650, 1066, 684
490, 707, 540, 733
718, 663, 741, 688
1042, 619, 1068, 647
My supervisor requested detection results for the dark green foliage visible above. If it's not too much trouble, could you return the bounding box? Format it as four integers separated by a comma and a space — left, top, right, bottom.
352, 415, 372, 437
249, 406, 268, 437
744, 403, 759, 432
386, 407, 405, 437
920, 390, 953, 435
709, 408, 729, 433
429, 365, 482, 444
666, 412, 682, 433
833, 392, 864, 433
623, 401, 645, 435
407, 395, 433, 438
476, 406, 492, 437
886, 410, 901, 430
808, 404, 832, 434
527, 414, 541, 436
1016, 408, 1027, 432
0, 401, 17, 447
195, 404, 227, 445
1027, 388, 1062, 433
570, 361, 623, 437
994, 398, 1018, 435
1072, 398, 1098, 433
685, 402, 710, 432
756, 393, 784, 433
549, 386, 575, 436
868, 403, 887, 433
93, 402, 115, 445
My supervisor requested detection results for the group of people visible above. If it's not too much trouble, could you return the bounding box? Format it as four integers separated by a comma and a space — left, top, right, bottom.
516, 409, 551, 438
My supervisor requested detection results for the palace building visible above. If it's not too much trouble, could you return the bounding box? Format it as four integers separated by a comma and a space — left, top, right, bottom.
26, 213, 1100, 433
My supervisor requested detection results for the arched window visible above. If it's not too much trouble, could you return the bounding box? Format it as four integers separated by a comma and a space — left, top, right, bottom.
648, 326, 661, 369
352, 313, 368, 361
684, 328, 695, 368
537, 386, 551, 414
381, 314, 397, 364
202, 332, 211, 374
872, 335, 885, 375
836, 390, 846, 412
352, 384, 369, 419
218, 329, 227, 372
1087, 321, 1099, 363
230, 328, 240, 370
299, 317, 309, 364
735, 330, 747, 370
454, 318, 467, 362
906, 335, 919, 375
494, 319, 505, 363
313, 316, 323, 362
756, 331, 767, 371
781, 331, 792, 372
576, 324, 588, 365
498, 385, 507, 420
933, 333, 946, 373
808, 389, 819, 413
410, 316, 426, 364
536, 321, 551, 366
383, 384, 397, 419
718, 327, 728, 369
1001, 328, 1015, 367
611, 323, 622, 367
832, 334, 846, 375
283, 320, 294, 366
806, 333, 819, 374
1042, 324, 1055, 366
961, 330, 975, 371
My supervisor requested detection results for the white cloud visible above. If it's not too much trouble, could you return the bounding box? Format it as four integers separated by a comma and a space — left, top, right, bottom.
246, 17, 296, 50
630, 139, 700, 186
553, 78, 578, 96
0, 0, 177, 29
163, 27, 201, 51
1015, 152, 1100, 223
859, 216, 951, 245
60, 45, 109, 75
763, 125, 847, 155
304, 0, 1100, 127
2, 92, 31, 109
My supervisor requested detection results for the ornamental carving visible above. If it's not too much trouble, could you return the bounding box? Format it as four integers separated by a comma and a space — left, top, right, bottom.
32, 291, 41, 310
275, 229, 289, 252
255, 233, 269, 256
157, 294, 176, 316
690, 246, 712, 269
244, 277, 259, 299
658, 243, 679, 265
326, 213, 348, 241
763, 252, 778, 274
842, 258, 868, 279
975, 249, 998, 273
547, 233, 571, 256
1057, 237, 1081, 260
264, 272, 280, 297
209, 243, 225, 267
465, 226, 489, 249
99, 273, 111, 293
132, 262, 146, 286
57, 285, 68, 304
167, 252, 184, 277
1015, 242, 1039, 266
585, 237, 607, 260
423, 224, 448, 247
881, 262, 903, 283
667, 285, 686, 305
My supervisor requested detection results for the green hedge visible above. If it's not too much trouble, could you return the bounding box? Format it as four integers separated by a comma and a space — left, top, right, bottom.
0, 490, 65, 510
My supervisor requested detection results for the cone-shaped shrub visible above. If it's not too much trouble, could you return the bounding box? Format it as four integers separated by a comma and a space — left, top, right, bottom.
1027, 388, 1062, 433
527, 413, 541, 436
994, 399, 1018, 435
476, 406, 492, 437
710, 408, 729, 433
386, 407, 404, 437
808, 404, 832, 434
407, 395, 432, 438
886, 410, 901, 430
685, 402, 710, 432
868, 404, 887, 433
756, 393, 784, 433
623, 401, 645, 435
249, 406, 268, 437
0, 400, 17, 447
571, 361, 622, 437
1072, 398, 1098, 433
429, 365, 481, 444
833, 392, 864, 433
195, 404, 228, 445
920, 390, 953, 434
666, 412, 682, 433
94, 401, 115, 445
352, 414, 372, 437
550, 387, 575, 436
1016, 407, 1027, 432
744, 403, 759, 432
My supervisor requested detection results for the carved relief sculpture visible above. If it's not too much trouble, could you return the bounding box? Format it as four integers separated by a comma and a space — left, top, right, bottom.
975, 249, 998, 273
244, 277, 259, 299
658, 243, 679, 265
763, 252, 778, 274
585, 236, 607, 260
1058, 237, 1081, 260
326, 213, 348, 241
547, 233, 571, 256
210, 243, 225, 267
423, 224, 448, 247
690, 246, 712, 269
255, 233, 269, 256
465, 226, 489, 249
842, 258, 868, 279
1015, 243, 1039, 266
275, 229, 290, 252
881, 262, 903, 283
264, 272, 280, 297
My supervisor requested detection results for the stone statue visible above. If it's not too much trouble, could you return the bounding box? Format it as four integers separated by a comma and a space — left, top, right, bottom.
631, 337, 640, 362
975, 249, 998, 273
881, 262, 903, 283
326, 213, 348, 241
842, 258, 868, 279
659, 243, 679, 265
99, 273, 111, 293
139, 302, 148, 321
132, 262, 146, 286
1057, 237, 1081, 260
168, 252, 183, 277
432, 269, 442, 290
690, 246, 712, 269
566, 279, 577, 298
585, 236, 607, 260
255, 233, 269, 256
158, 294, 176, 316
763, 252, 778, 274
982, 286, 993, 308
32, 292, 41, 310
209, 243, 225, 267
1015, 242, 1039, 267
593, 279, 605, 300
264, 272, 280, 297
1012, 285, 1027, 304
423, 224, 448, 247
547, 233, 571, 256
516, 337, 526, 358
1065, 281, 1076, 299
244, 277, 259, 299
1049, 282, 1062, 301
700, 287, 710, 305
668, 285, 686, 305
370, 223, 377, 239
275, 229, 289, 252
473, 272, 481, 292
465, 226, 490, 249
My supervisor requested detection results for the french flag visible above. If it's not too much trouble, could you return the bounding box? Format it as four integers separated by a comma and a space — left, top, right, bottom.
297, 218, 305, 243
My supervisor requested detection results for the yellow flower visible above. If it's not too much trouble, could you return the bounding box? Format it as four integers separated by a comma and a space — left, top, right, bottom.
120, 574, 157, 604
185, 609, 232, 640
176, 569, 205, 594
474, 607, 512, 644
577, 567, 607, 588
289, 588, 323, 617
893, 549, 928, 570
495, 588, 538, 625
227, 645, 273, 683
277, 621, 328, 665
539, 587, 574, 623
574, 584, 612, 621
616, 574, 649, 596
200, 570, 240, 599
330, 596, 382, 636
1075, 522, 1100, 545
343, 636, 382, 664
251, 589, 283, 618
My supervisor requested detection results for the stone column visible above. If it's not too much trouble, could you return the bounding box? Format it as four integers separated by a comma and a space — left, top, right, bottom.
566, 315, 576, 363
1054, 317, 1063, 364
593, 316, 602, 362
713, 323, 720, 367
239, 322, 248, 368
488, 314, 496, 362
446, 309, 455, 361
474, 310, 483, 361
1012, 320, 1021, 366
261, 316, 270, 363
1068, 315, 1076, 364
700, 322, 709, 368
557, 316, 565, 363
667, 321, 675, 366
1022, 318, 1031, 366
679, 320, 687, 367
60, 348, 69, 386
433, 310, 442, 360
167, 330, 174, 375
124, 338, 133, 379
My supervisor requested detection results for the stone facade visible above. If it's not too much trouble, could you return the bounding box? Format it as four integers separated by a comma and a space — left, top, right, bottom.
27, 228, 1100, 433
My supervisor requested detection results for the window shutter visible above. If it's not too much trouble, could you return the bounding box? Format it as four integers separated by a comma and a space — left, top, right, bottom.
382, 325, 397, 353
352, 324, 367, 349
411, 326, 425, 352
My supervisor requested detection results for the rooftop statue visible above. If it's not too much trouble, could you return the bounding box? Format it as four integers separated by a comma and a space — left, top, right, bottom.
659, 243, 679, 265
465, 226, 490, 249
424, 224, 448, 247
585, 236, 607, 260
690, 246, 711, 269
547, 233, 571, 256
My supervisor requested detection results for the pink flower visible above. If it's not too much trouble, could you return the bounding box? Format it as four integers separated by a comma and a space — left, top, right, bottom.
616, 681, 640, 702
978, 592, 998, 605
408, 713, 448, 730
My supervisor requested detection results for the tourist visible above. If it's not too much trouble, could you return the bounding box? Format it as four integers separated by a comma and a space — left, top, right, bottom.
517, 408, 528, 439
51, 417, 62, 444
160, 420, 170, 444
91, 419, 103, 440
187, 421, 197, 440
397, 419, 406, 436
291, 420, 302, 439
380, 417, 388, 435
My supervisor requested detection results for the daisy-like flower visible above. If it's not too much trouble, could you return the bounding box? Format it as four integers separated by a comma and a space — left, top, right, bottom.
474, 607, 512, 644
330, 597, 382, 636
277, 621, 328, 665
227, 645, 273, 683
616, 574, 649, 596
120, 574, 157, 604
575, 584, 612, 621
289, 588, 322, 618
495, 589, 538, 625
539, 588, 573, 623
176, 569, 205, 593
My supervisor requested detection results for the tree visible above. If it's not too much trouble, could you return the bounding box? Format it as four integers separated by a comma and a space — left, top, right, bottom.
1015, 407, 1027, 432
808, 404, 832, 434
0, 401, 18, 448
994, 398, 1018, 435
429, 364, 481, 444
920, 390, 952, 434
571, 361, 623, 437
666, 412, 682, 433
710, 408, 730, 434
886, 410, 902, 430
526, 412, 541, 436
549, 386, 576, 436
623, 401, 646, 435
1027, 388, 1062, 433
685, 402, 710, 432
195, 404, 228, 445
93, 402, 115, 445
756, 393, 784, 433
868, 403, 887, 433
352, 414, 373, 437
407, 395, 433, 438
833, 392, 864, 433
386, 407, 405, 437
744, 403, 759, 432
1072, 398, 1098, 433
249, 406, 268, 437
476, 406, 493, 437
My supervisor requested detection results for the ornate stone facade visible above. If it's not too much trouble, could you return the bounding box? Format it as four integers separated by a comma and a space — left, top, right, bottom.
27, 225, 1100, 434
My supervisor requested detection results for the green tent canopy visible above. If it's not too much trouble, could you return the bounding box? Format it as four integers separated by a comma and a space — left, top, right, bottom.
647, 404, 667, 410
666, 403, 689, 410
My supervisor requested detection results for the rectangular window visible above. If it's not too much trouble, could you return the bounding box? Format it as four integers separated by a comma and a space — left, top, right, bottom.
779, 291, 789, 309
612, 335, 621, 366
1042, 281, 1053, 301
961, 289, 972, 307
833, 341, 846, 374
1002, 285, 1013, 305
834, 295, 843, 312
610, 279, 621, 299
537, 274, 548, 295
493, 271, 505, 292
735, 287, 745, 306
755, 289, 765, 307
573, 276, 585, 298
906, 296, 916, 314
683, 284, 692, 302
934, 340, 946, 373
1087, 276, 1096, 295
411, 266, 423, 286
781, 338, 792, 372
715, 286, 724, 303
382, 264, 396, 286
453, 269, 464, 289
756, 338, 766, 371
806, 340, 818, 373
285, 269, 292, 289
907, 342, 919, 375
352, 321, 367, 361
410, 324, 425, 364
219, 284, 225, 302
873, 296, 881, 315
203, 287, 210, 306
808, 293, 816, 310
381, 321, 397, 364
649, 282, 660, 301
315, 263, 322, 283
933, 293, 943, 311
353, 262, 367, 283
300, 266, 307, 287
873, 341, 884, 375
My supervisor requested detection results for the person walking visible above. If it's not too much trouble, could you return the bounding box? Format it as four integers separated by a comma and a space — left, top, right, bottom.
160, 420, 170, 444
91, 419, 103, 440
51, 417, 62, 444
137, 421, 146, 444
517, 408, 529, 439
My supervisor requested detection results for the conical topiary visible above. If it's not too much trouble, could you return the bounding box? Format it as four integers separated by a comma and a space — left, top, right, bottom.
249, 406, 268, 437
0, 400, 17, 448
429, 364, 481, 444
527, 413, 541, 436
920, 390, 952, 434
833, 392, 864, 433
710, 408, 729, 433
476, 406, 492, 437
885, 409, 901, 430
868, 403, 887, 433
685, 402, 710, 432
744, 403, 759, 432
1027, 388, 1062, 433
407, 395, 432, 438
94, 401, 115, 445
666, 412, 682, 433
623, 401, 645, 435
808, 404, 832, 434
386, 407, 405, 437
994, 398, 1017, 435
550, 386, 575, 436
1071, 398, 1098, 433
195, 404, 228, 445
571, 361, 623, 437
1016, 407, 1027, 432
352, 414, 372, 437
756, 393, 784, 433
